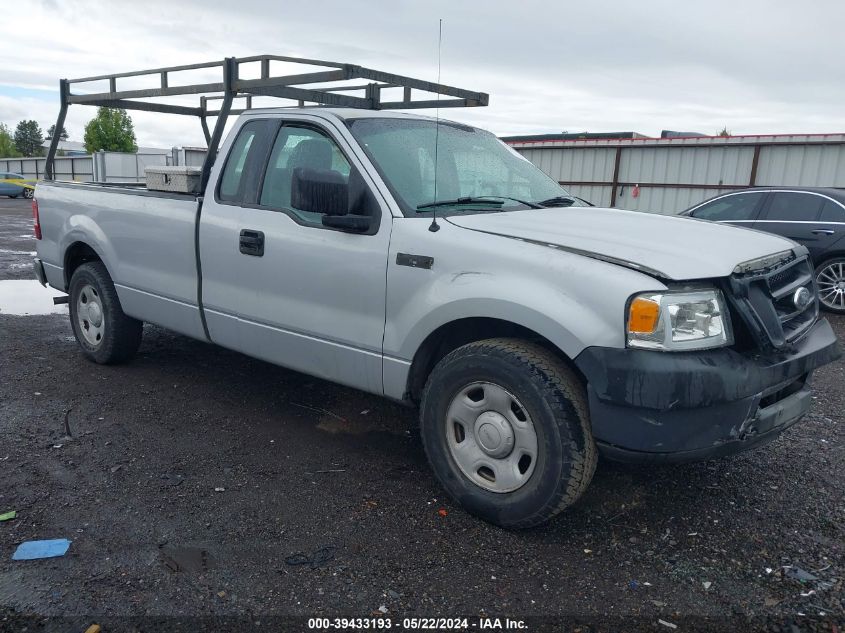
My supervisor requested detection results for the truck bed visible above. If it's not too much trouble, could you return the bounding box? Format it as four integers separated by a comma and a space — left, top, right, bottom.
42, 179, 199, 201
35, 179, 206, 339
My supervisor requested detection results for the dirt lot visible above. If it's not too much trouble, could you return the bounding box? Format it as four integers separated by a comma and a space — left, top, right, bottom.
0, 196, 843, 631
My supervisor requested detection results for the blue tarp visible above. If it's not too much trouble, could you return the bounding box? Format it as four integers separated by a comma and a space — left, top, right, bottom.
11, 539, 71, 560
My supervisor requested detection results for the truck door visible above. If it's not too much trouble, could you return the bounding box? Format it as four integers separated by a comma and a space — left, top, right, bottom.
198, 116, 392, 396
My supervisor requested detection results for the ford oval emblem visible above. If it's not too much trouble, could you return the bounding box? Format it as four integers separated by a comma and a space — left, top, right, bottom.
792, 287, 812, 310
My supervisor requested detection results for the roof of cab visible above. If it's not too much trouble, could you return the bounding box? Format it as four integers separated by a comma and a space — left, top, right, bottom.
241, 106, 443, 123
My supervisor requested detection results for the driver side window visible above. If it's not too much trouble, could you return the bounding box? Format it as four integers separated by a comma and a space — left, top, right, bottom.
260, 126, 351, 225
692, 192, 763, 221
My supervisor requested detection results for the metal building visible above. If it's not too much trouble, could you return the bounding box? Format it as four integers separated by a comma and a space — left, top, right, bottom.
507, 133, 845, 214
0, 147, 190, 183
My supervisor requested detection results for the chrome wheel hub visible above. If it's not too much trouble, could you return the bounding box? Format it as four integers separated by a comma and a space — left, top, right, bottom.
445, 382, 538, 493
817, 262, 845, 310
77, 284, 105, 346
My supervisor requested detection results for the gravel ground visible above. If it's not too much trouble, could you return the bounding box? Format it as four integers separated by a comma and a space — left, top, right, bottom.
0, 197, 843, 632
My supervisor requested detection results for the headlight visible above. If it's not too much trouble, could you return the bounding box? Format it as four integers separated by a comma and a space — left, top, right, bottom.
626, 289, 732, 351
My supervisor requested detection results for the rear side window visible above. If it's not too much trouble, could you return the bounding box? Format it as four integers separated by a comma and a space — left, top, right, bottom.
218, 121, 265, 203
764, 192, 823, 222
691, 192, 763, 221
819, 200, 845, 222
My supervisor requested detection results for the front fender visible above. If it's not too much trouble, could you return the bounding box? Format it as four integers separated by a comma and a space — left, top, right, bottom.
384, 219, 668, 364
391, 283, 612, 363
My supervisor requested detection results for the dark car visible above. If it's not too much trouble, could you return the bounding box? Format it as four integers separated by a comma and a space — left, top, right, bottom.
681, 187, 845, 313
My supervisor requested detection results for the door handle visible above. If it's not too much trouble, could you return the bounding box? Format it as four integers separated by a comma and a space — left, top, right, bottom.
239, 229, 265, 256
811, 229, 835, 236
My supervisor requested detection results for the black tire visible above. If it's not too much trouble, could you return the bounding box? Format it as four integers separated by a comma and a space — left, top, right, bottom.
22, 188, 33, 199
9, 194, 17, 199
68, 261, 143, 364
814, 257, 845, 314
420, 338, 597, 528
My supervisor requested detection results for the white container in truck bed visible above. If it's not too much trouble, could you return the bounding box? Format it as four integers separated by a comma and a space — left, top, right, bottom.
145, 166, 202, 194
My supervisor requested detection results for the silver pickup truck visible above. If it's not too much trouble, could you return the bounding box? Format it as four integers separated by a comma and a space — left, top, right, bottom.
33, 57, 841, 527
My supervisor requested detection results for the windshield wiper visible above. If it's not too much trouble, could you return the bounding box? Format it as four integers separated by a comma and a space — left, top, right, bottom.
537, 196, 577, 208
416, 195, 542, 211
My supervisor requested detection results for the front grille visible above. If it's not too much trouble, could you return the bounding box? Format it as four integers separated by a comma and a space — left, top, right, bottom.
726, 253, 818, 350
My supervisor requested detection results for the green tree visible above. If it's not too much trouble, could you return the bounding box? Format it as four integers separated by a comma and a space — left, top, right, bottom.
718, 126, 731, 137
83, 107, 138, 153
0, 123, 20, 157
14, 120, 44, 157
47, 124, 69, 141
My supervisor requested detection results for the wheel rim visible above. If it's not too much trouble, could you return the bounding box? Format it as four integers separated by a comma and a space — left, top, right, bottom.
817, 261, 845, 310
23, 189, 33, 199
76, 284, 105, 346
445, 381, 538, 493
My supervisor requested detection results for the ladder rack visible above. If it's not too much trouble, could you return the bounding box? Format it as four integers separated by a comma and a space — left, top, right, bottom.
45, 54, 489, 187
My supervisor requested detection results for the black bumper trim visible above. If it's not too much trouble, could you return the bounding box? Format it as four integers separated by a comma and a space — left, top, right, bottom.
33, 257, 47, 287
575, 318, 840, 410
574, 318, 841, 461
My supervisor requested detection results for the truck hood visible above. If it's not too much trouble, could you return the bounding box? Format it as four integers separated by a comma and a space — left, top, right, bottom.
446, 207, 796, 281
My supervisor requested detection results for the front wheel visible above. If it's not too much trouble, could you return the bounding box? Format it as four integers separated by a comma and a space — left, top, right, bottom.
420, 338, 597, 528
22, 188, 33, 199
69, 261, 143, 364
9, 194, 18, 199
815, 257, 845, 313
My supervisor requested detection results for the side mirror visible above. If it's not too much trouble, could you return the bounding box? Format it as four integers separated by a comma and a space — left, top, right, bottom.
291, 166, 376, 233
291, 167, 348, 216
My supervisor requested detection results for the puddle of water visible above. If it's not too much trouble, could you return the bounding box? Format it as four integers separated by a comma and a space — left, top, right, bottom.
0, 280, 68, 315
0, 249, 36, 255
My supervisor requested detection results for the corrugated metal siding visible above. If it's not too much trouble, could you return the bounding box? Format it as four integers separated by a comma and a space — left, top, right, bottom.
511, 134, 845, 214
1, 151, 177, 183
618, 146, 753, 186
756, 144, 845, 186
0, 156, 94, 182
521, 147, 616, 182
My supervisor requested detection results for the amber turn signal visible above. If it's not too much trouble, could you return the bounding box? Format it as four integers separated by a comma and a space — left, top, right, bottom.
628, 297, 660, 334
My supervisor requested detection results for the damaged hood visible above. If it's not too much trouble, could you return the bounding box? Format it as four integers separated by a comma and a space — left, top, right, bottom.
447, 207, 796, 280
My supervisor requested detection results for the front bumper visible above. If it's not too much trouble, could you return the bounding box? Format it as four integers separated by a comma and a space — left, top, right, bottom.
574, 318, 841, 462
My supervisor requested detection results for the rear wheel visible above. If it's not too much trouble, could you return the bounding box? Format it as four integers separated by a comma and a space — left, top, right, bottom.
815, 257, 845, 314
9, 194, 17, 199
420, 338, 597, 528
22, 188, 33, 199
69, 261, 143, 364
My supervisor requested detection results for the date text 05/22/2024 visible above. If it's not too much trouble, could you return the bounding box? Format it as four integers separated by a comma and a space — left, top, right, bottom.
307, 617, 528, 630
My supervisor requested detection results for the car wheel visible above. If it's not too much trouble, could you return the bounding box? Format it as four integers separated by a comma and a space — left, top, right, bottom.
815, 257, 845, 313
69, 261, 143, 364
9, 194, 18, 199
420, 338, 597, 528
23, 188, 33, 199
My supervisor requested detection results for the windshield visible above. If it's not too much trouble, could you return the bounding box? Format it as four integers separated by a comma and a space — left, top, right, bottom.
347, 117, 580, 215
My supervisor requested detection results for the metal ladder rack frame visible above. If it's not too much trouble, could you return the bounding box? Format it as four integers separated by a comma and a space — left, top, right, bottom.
45, 54, 489, 189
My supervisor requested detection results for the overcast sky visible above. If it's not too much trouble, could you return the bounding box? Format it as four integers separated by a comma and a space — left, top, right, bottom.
1, 0, 843, 149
